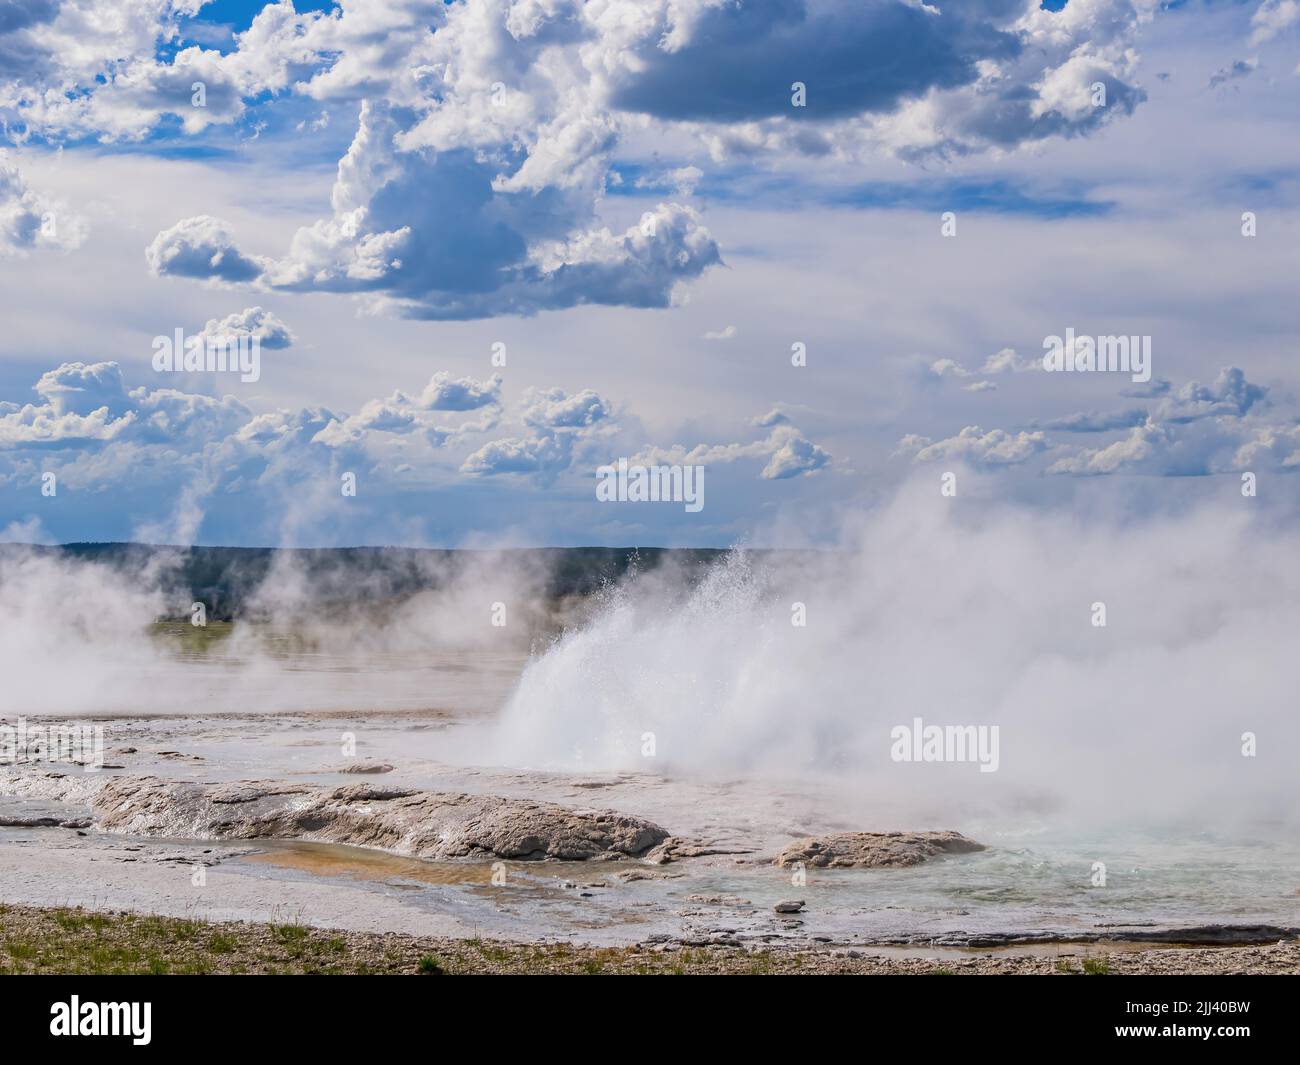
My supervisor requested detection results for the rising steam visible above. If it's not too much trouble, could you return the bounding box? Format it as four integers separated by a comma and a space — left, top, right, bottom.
2, 475, 1297, 829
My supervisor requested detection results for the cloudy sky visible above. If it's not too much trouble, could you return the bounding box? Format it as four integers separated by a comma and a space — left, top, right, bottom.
0, 0, 1296, 548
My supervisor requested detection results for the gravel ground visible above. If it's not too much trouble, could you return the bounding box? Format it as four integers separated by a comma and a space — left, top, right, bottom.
2, 903, 1298, 974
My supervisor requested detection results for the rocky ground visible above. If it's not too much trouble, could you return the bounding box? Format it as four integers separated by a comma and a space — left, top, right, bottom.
2, 903, 1297, 974
88, 774, 672, 861
8, 766, 984, 870
4, 716, 1297, 960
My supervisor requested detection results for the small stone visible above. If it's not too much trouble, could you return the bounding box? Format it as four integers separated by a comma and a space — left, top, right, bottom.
775, 899, 805, 914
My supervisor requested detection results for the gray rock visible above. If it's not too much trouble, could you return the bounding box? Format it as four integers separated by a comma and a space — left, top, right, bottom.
776, 830, 985, 869
642, 837, 756, 865
775, 899, 806, 913
0, 815, 90, 829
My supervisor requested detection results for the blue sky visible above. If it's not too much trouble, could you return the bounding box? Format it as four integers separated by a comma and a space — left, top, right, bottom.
0, 0, 1298, 548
